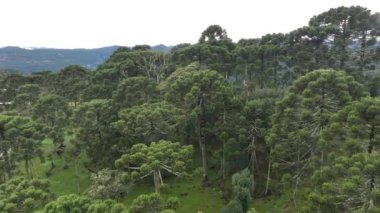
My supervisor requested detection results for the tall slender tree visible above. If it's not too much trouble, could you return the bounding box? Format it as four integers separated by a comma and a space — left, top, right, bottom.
268, 69, 366, 203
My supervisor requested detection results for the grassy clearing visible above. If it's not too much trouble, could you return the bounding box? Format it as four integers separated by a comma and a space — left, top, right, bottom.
20, 138, 225, 211
253, 194, 292, 213
19, 138, 91, 195
169, 178, 225, 212
124, 172, 225, 212
252, 188, 310, 213
21, 139, 311, 213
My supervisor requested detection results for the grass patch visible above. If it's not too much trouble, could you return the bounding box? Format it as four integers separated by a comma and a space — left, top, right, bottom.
19, 138, 228, 211
253, 193, 292, 213
19, 138, 91, 195
124, 171, 225, 212
252, 187, 310, 213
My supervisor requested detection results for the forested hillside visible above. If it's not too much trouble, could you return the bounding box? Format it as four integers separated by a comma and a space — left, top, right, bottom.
0, 6, 379, 213
0, 45, 171, 73
0, 46, 119, 73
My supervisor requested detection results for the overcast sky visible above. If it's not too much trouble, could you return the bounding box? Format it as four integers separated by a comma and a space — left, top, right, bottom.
0, 0, 379, 49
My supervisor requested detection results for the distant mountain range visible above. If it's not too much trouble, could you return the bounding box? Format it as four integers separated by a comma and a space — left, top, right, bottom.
0, 45, 172, 73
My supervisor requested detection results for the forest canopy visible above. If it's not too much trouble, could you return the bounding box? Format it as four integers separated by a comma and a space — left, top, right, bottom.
0, 5, 379, 213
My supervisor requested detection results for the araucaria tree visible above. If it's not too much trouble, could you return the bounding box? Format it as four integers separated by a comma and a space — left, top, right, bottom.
268, 69, 366, 202
43, 194, 126, 213
115, 140, 193, 193
0, 5, 380, 212
309, 97, 380, 212
113, 101, 184, 145
33, 94, 69, 150
162, 64, 231, 181
0, 178, 53, 212
0, 115, 45, 180
128, 193, 180, 213
73, 99, 120, 169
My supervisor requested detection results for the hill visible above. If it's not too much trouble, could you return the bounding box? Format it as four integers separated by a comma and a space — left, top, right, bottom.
0, 45, 172, 73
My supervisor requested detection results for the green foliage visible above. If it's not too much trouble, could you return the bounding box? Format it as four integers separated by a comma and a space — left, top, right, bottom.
269, 69, 366, 194
309, 6, 380, 73
115, 140, 193, 192
129, 193, 163, 213
232, 169, 252, 212
221, 199, 243, 213
162, 65, 232, 180
73, 99, 120, 169
95, 47, 171, 88
13, 84, 40, 113
32, 94, 69, 157
240, 89, 283, 192
165, 196, 180, 210
1, 6, 380, 213
129, 193, 179, 213
247, 208, 258, 213
88, 168, 130, 200
43, 194, 126, 213
81, 83, 115, 102
221, 138, 249, 176
123, 171, 224, 213
54, 65, 89, 104
320, 97, 380, 156
0, 73, 30, 106
308, 153, 380, 212
199, 25, 229, 43
0, 115, 46, 180
222, 169, 252, 213
112, 76, 159, 109
237, 33, 287, 88
33, 94, 69, 128
29, 139, 91, 195
0, 178, 53, 213
162, 65, 229, 106
114, 101, 185, 144
308, 97, 380, 212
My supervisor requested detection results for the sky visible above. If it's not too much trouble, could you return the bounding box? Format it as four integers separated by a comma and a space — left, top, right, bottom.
0, 0, 379, 49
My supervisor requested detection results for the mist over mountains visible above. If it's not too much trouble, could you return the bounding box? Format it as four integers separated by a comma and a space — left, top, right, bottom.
0, 45, 172, 73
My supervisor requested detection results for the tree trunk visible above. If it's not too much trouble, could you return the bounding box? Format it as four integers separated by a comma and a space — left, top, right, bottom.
200, 139, 207, 182
367, 177, 375, 212
249, 135, 256, 196
4, 148, 12, 180
359, 31, 367, 70
293, 175, 300, 207
339, 20, 348, 70
25, 158, 30, 180
75, 157, 80, 193
366, 125, 375, 212
29, 160, 33, 179
339, 54, 345, 70
158, 170, 163, 185
221, 140, 226, 180
156, 74, 160, 85
273, 57, 278, 86
247, 63, 252, 81
265, 148, 272, 195
293, 148, 301, 207
319, 84, 325, 164
153, 170, 160, 193
198, 93, 208, 182
368, 125, 375, 154
198, 46, 203, 70
244, 63, 249, 99
222, 107, 226, 180
0, 171, 4, 183
260, 53, 265, 89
